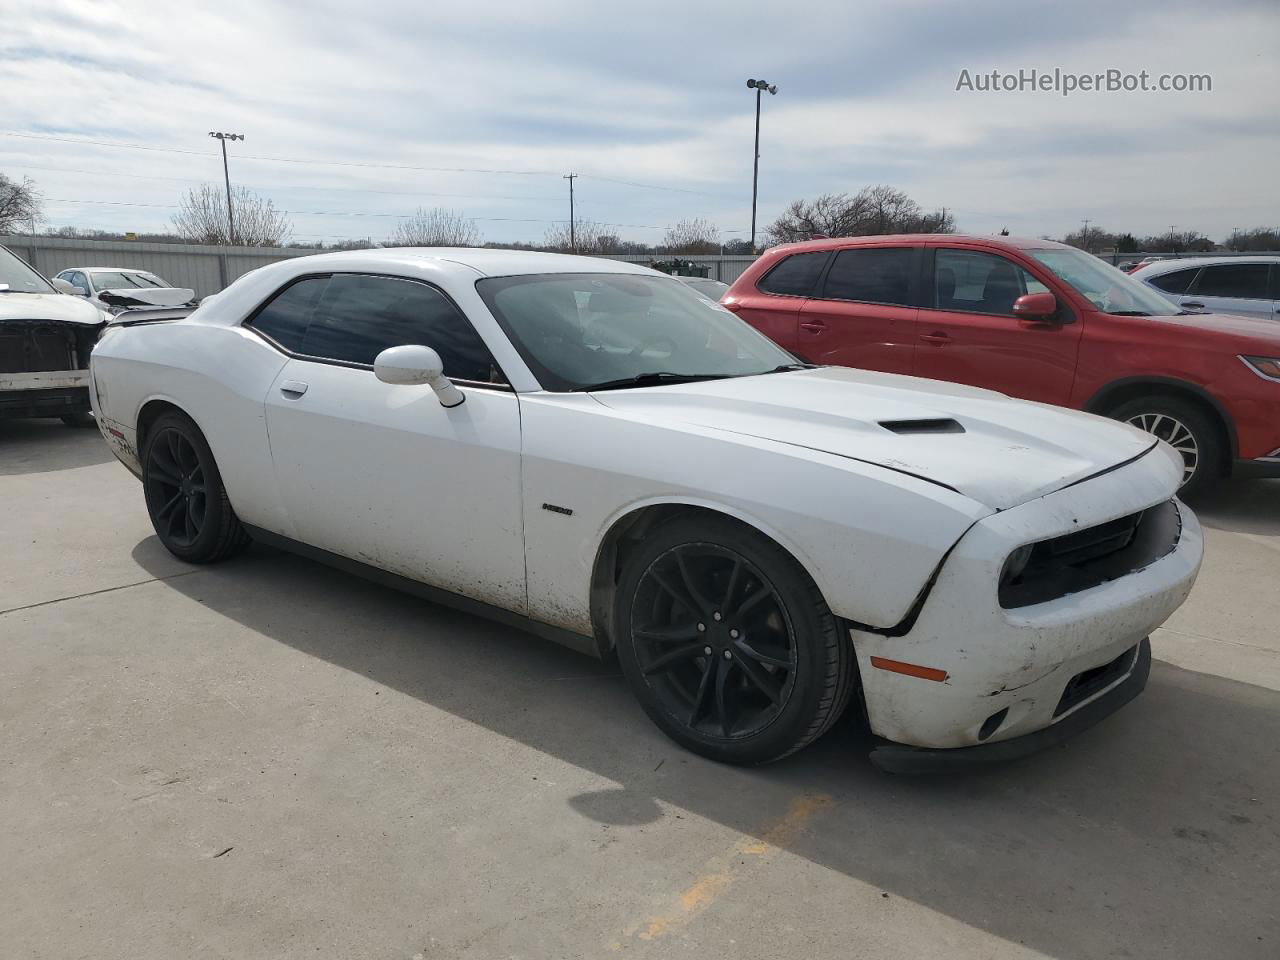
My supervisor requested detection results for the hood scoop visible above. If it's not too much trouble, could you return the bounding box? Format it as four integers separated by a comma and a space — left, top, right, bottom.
879, 418, 965, 435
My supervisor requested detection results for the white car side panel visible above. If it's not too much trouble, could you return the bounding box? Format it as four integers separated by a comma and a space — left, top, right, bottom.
264, 361, 527, 611
518, 393, 989, 635
91, 323, 292, 534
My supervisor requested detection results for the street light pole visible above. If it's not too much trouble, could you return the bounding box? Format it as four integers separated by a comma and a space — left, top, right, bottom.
208, 132, 244, 245
746, 79, 777, 254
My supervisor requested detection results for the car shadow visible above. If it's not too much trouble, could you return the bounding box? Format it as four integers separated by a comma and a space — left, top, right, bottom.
132, 540, 1280, 960
0, 418, 113, 476
1191, 477, 1280, 536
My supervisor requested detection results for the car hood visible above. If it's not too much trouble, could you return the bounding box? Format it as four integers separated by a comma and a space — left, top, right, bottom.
1144, 311, 1280, 350
590, 367, 1157, 510
98, 286, 196, 308
0, 291, 106, 326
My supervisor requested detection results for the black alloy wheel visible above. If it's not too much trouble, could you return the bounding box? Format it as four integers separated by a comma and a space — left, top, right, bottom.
141, 411, 250, 563
615, 514, 856, 765
630, 543, 798, 740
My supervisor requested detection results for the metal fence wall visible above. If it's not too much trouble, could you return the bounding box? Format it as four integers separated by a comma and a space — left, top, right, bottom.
5, 235, 1273, 298
0, 236, 326, 298
1, 235, 760, 296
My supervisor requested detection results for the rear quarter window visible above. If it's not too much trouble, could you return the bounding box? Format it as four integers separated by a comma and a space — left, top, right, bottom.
757, 252, 828, 297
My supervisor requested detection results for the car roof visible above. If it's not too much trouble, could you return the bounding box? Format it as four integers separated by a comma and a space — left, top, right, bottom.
61, 266, 154, 273
277, 247, 655, 278
762, 234, 1074, 255
1134, 255, 1280, 275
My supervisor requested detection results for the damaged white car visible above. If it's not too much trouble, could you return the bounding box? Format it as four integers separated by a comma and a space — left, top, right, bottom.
89, 249, 1202, 770
1, 244, 105, 426
52, 266, 197, 319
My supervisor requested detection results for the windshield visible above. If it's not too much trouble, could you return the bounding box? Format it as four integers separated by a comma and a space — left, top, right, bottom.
1031, 248, 1180, 316
91, 271, 167, 289
477, 273, 799, 391
0, 246, 55, 294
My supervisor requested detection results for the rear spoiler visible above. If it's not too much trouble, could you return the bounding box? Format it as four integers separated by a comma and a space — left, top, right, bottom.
107, 304, 199, 326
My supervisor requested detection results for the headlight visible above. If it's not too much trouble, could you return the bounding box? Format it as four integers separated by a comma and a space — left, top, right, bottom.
1000, 543, 1034, 587
1240, 356, 1280, 383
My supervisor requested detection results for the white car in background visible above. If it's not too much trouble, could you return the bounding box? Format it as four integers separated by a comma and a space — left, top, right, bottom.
90, 248, 1202, 771
1132, 256, 1280, 321
53, 266, 197, 317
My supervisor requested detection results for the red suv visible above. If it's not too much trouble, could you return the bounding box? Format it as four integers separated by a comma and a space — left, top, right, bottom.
724, 235, 1280, 494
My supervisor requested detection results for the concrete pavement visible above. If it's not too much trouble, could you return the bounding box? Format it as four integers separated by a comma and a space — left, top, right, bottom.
2, 418, 1277, 959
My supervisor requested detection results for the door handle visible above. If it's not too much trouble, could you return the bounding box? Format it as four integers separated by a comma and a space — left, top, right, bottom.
919, 332, 951, 345
799, 319, 826, 332
1181, 301, 1204, 311
280, 380, 309, 398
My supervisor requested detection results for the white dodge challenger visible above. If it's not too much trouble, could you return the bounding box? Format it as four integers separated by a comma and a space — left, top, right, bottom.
89, 249, 1203, 771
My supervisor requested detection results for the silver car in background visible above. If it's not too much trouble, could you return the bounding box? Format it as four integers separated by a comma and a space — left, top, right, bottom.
1132, 256, 1279, 321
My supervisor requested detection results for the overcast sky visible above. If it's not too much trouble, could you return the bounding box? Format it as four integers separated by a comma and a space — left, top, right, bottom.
2, 0, 1276, 246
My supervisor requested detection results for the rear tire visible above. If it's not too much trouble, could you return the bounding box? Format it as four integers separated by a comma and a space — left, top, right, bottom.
614, 514, 856, 764
1108, 395, 1223, 498
141, 411, 250, 563
61, 412, 95, 428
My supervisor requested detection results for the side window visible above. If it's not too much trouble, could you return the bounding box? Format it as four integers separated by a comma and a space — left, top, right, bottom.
757, 252, 828, 297
822, 248, 914, 305
934, 250, 1041, 316
246, 276, 329, 353
300, 274, 504, 383
1193, 263, 1270, 300
1148, 268, 1199, 294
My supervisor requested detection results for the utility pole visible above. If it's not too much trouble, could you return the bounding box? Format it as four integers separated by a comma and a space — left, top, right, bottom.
208, 132, 244, 245
745, 79, 777, 253
563, 173, 577, 253
1081, 218, 1092, 251
1168, 224, 1177, 253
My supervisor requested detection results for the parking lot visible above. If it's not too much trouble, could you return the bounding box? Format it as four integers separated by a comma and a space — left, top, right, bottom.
2, 418, 1277, 959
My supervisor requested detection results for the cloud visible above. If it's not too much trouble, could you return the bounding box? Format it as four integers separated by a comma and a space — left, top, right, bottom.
1, 0, 1275, 244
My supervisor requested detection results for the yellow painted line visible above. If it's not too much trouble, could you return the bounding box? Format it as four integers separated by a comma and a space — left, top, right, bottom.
613, 792, 833, 947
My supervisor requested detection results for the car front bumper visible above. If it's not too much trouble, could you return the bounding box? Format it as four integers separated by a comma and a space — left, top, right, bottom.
849, 447, 1201, 759
870, 637, 1151, 773
0, 370, 91, 419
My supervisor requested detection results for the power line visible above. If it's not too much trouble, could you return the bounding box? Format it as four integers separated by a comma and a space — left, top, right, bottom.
1, 130, 726, 196
1, 163, 566, 203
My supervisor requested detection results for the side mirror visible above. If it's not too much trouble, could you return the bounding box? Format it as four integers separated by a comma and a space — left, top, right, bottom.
373, 344, 465, 407
52, 278, 81, 295
1012, 292, 1059, 324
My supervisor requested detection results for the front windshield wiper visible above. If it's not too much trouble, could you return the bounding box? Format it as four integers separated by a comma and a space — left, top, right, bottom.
765, 362, 817, 373
1110, 310, 1153, 316
574, 372, 735, 392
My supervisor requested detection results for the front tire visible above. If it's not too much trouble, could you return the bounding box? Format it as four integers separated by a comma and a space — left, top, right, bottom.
141, 411, 250, 563
1108, 396, 1223, 497
614, 514, 856, 764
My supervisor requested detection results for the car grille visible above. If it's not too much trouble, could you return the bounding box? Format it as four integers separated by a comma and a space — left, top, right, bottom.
999, 500, 1181, 608
1054, 644, 1138, 717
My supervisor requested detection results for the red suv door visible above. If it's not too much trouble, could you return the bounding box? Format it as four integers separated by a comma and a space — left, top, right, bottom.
914, 246, 1083, 404
794, 245, 920, 374
723, 249, 831, 353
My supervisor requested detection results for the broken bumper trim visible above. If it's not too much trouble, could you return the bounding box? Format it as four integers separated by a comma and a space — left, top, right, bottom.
869, 637, 1151, 775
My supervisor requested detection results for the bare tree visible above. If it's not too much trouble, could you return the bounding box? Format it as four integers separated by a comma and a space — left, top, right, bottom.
764, 185, 954, 246
542, 219, 611, 253
0, 173, 40, 234
1226, 227, 1280, 251
1137, 230, 1213, 253
171, 184, 291, 246
390, 207, 481, 247
662, 217, 720, 255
